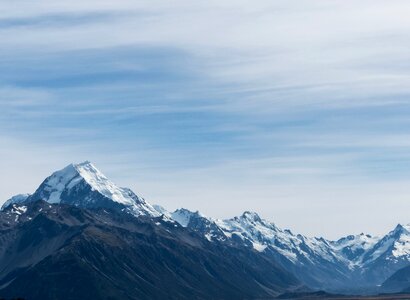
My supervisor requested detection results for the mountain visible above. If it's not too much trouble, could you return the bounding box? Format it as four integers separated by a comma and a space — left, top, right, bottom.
170, 209, 228, 242
165, 208, 354, 290
1, 161, 160, 217
0, 201, 301, 300
164, 207, 410, 292
3, 161, 410, 297
358, 224, 410, 285
331, 233, 379, 264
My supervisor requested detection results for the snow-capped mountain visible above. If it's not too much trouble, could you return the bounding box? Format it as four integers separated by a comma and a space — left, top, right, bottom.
363, 224, 410, 265
165, 207, 410, 291
162, 208, 352, 289
358, 224, 410, 284
171, 208, 228, 242
331, 233, 379, 265
214, 211, 356, 290
1, 162, 160, 217
215, 211, 339, 261
3, 161, 410, 294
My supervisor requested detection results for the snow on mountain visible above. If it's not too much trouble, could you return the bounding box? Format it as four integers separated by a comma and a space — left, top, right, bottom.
170, 208, 205, 227
33, 161, 138, 206
152, 204, 169, 215
115, 198, 410, 287
392, 225, 410, 259
216, 211, 285, 254
362, 224, 410, 264
213, 216, 410, 287
170, 209, 341, 264
168, 208, 354, 289
168, 208, 227, 242
331, 233, 379, 266
0, 203, 33, 225
74, 162, 139, 206
5, 161, 410, 290
167, 206, 410, 279
166, 205, 410, 289
216, 211, 342, 264
3, 162, 160, 217
1, 194, 30, 211
334, 224, 410, 286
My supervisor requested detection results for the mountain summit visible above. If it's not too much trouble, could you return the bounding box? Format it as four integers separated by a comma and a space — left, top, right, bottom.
1, 161, 160, 217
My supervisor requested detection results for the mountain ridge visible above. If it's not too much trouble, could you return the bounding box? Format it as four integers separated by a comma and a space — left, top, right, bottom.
2, 161, 410, 295
0, 200, 301, 299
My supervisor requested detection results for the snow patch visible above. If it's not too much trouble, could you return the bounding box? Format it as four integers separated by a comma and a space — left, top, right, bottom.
74, 162, 136, 206
1, 194, 30, 210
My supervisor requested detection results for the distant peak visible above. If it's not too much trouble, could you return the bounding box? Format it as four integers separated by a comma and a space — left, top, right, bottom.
174, 208, 192, 213
153, 204, 168, 215
171, 209, 195, 227
241, 211, 262, 222
73, 161, 95, 168
76, 160, 92, 166
73, 161, 101, 174
394, 223, 410, 234
394, 224, 404, 231
50, 161, 104, 187
174, 208, 204, 218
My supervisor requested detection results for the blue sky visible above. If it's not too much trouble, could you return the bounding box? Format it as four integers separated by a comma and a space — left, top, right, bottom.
2, 0, 410, 238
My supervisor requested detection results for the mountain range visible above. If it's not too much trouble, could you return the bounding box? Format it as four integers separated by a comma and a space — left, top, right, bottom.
2, 161, 410, 299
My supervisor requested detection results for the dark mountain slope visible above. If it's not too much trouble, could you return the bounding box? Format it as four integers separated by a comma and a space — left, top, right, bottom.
381, 264, 410, 293
0, 201, 301, 300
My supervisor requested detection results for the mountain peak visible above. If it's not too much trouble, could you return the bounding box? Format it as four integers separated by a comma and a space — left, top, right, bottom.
29, 161, 114, 205
72, 161, 103, 179
70, 161, 135, 206
75, 160, 92, 167
393, 224, 410, 235
171, 208, 205, 227
241, 211, 262, 222
7, 162, 159, 217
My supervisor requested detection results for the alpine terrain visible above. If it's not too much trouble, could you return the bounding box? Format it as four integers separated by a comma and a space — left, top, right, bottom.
2, 162, 410, 299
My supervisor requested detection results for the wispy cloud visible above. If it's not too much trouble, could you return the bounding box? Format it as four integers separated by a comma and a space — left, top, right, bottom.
1, 0, 410, 238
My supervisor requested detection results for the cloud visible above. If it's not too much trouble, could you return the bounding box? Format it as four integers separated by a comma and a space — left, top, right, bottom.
2, 1, 410, 112
1, 0, 410, 238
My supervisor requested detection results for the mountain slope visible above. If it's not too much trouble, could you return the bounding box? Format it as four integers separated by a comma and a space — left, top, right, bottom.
0, 201, 302, 300
381, 264, 410, 293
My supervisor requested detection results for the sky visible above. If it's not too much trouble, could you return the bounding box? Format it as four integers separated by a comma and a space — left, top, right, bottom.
1, 0, 410, 239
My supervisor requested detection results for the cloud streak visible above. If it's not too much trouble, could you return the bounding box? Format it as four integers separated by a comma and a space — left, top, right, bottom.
1, 0, 410, 238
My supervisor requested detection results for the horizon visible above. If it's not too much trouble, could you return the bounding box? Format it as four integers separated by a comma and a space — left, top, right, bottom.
2, 1, 410, 239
